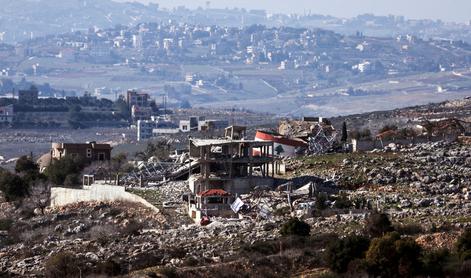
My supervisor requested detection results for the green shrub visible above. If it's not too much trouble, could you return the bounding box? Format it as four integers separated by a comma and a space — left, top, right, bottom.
44, 252, 87, 278
456, 229, 471, 260
316, 193, 328, 210
15, 156, 39, 174
365, 212, 393, 238
395, 237, 423, 277
95, 258, 124, 276
422, 248, 451, 277
365, 232, 423, 277
394, 223, 423, 236
63, 174, 80, 188
325, 235, 370, 273
242, 240, 278, 255
45, 156, 86, 186
0, 171, 29, 201
159, 267, 178, 278
182, 256, 199, 267
334, 193, 352, 209
0, 218, 13, 231
280, 218, 310, 237
365, 232, 400, 277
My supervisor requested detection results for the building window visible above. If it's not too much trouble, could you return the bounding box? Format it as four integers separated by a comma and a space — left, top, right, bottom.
86, 148, 92, 158
98, 153, 105, 161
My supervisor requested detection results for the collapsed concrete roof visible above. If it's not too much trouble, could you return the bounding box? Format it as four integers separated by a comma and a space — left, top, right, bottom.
190, 139, 272, 148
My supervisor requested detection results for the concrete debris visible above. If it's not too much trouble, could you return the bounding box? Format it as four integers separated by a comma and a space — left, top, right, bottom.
2, 132, 471, 276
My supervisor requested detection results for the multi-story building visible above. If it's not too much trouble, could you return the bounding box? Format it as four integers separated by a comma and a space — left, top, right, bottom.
137, 120, 156, 141
137, 116, 179, 141
126, 90, 150, 109
179, 116, 201, 132
179, 116, 228, 133
187, 127, 275, 222
131, 105, 153, 122
51, 142, 112, 162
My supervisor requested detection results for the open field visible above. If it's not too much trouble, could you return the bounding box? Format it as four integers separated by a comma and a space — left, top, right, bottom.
196, 70, 471, 116
0, 127, 135, 161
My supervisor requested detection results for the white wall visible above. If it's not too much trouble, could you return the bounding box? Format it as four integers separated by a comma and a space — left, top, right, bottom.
50, 184, 159, 212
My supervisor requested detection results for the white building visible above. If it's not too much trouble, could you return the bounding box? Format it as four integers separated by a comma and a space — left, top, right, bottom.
137, 120, 155, 141
179, 117, 228, 133
352, 61, 371, 73
137, 116, 179, 141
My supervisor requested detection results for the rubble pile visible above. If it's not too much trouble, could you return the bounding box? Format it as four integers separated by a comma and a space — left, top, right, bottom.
0, 198, 288, 276
1, 137, 471, 276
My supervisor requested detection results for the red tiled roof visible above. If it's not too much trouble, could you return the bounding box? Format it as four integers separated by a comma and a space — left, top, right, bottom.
198, 189, 231, 197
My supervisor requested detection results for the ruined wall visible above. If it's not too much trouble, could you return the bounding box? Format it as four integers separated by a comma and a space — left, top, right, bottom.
228, 177, 275, 194
50, 184, 159, 212
189, 176, 275, 195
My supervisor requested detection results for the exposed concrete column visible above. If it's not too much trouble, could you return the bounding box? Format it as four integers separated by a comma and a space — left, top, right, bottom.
249, 145, 253, 177
188, 140, 192, 181
264, 146, 269, 177
271, 142, 275, 178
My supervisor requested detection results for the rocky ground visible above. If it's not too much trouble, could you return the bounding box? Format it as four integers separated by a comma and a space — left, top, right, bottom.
0, 181, 295, 277
285, 140, 471, 233
1, 139, 471, 277
330, 97, 471, 133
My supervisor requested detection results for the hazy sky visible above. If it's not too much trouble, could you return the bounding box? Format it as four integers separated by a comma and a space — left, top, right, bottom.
122, 0, 471, 23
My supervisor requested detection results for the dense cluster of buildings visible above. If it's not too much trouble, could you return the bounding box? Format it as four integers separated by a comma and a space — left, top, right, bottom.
137, 115, 228, 141
2, 18, 468, 87
125, 88, 229, 141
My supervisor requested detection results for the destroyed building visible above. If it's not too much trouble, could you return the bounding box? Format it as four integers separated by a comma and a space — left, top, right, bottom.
255, 130, 307, 157
187, 126, 275, 222
255, 117, 337, 156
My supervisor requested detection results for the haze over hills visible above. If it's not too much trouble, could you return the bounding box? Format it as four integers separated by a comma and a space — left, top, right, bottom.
129, 0, 471, 23
1, 17, 471, 117
0, 0, 161, 42
1, 0, 471, 43
1, 1, 471, 277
